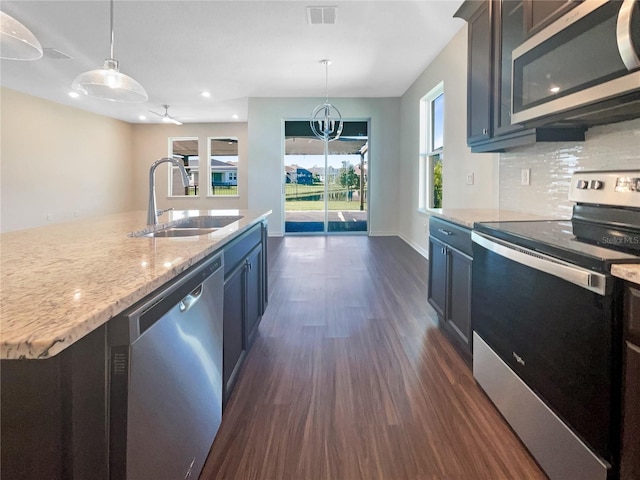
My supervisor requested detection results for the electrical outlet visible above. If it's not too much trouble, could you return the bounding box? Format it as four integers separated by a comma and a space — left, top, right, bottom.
46, 213, 53, 221
521, 168, 531, 186
466, 172, 474, 185
73, 210, 80, 217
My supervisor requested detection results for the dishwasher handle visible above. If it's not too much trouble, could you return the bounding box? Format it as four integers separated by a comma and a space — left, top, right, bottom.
179, 284, 203, 313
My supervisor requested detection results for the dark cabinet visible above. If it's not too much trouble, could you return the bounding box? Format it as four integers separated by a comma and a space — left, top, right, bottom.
245, 244, 264, 347
428, 217, 473, 359
523, 0, 579, 37
223, 265, 246, 402
222, 222, 267, 403
621, 284, 640, 480
467, 1, 493, 144
1, 326, 109, 480
455, 0, 586, 153
428, 236, 447, 319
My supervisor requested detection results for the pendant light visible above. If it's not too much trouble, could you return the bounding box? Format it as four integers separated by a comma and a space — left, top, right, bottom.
310, 59, 343, 142
0, 11, 43, 60
71, 0, 148, 103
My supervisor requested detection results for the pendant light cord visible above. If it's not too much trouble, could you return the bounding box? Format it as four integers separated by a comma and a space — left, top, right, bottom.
109, 0, 115, 60
324, 61, 329, 102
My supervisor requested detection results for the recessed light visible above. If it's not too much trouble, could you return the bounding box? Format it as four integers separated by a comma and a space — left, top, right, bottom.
201, 91, 211, 98
139, 115, 147, 120
68, 91, 80, 98
549, 86, 560, 93
232, 114, 239, 119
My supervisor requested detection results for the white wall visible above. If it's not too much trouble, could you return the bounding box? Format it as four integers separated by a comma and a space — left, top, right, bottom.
0, 87, 134, 233
131, 123, 248, 211
398, 27, 499, 256
247, 97, 401, 236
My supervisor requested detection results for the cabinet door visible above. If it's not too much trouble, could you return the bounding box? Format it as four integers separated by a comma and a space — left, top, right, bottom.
245, 245, 263, 348
524, 0, 579, 37
493, 0, 527, 137
467, 1, 492, 144
428, 236, 447, 318
446, 249, 473, 352
621, 342, 640, 480
223, 266, 246, 402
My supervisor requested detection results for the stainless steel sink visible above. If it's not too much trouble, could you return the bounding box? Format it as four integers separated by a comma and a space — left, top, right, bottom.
130, 215, 244, 238
173, 215, 243, 229
143, 227, 219, 238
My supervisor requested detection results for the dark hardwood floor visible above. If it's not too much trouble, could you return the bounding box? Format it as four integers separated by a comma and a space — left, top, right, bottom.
201, 236, 547, 480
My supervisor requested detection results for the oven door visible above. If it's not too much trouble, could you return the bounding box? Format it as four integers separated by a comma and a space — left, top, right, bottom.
511, 0, 640, 126
471, 232, 619, 479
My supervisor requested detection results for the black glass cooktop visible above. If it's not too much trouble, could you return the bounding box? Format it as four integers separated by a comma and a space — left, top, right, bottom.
474, 220, 640, 272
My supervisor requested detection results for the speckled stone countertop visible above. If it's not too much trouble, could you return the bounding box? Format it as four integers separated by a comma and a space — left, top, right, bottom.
612, 264, 640, 284
426, 208, 555, 228
0, 209, 270, 360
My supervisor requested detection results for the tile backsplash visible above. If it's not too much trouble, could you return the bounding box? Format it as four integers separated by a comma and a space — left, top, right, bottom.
500, 117, 640, 218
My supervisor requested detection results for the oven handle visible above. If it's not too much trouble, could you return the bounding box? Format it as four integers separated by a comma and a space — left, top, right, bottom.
617, 0, 640, 71
471, 232, 610, 296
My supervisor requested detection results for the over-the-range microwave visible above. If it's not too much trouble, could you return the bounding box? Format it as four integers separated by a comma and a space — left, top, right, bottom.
512, 0, 640, 127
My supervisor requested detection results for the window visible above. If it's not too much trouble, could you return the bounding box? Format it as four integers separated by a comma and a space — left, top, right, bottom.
169, 138, 198, 197
419, 83, 444, 210
208, 137, 239, 196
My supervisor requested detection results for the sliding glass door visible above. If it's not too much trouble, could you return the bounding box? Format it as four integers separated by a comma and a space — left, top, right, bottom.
284, 121, 368, 234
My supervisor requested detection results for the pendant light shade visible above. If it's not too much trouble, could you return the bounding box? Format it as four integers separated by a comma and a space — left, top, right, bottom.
72, 59, 148, 103
71, 0, 148, 103
0, 11, 43, 60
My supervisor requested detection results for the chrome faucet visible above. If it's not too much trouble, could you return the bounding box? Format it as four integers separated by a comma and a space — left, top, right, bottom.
147, 157, 190, 226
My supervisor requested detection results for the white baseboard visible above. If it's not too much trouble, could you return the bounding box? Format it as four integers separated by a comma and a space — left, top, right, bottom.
399, 233, 428, 259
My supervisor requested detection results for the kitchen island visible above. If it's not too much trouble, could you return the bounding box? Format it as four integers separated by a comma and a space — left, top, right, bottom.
0, 209, 270, 480
1, 209, 270, 360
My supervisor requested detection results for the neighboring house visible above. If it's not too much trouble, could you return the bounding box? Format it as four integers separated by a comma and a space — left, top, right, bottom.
211, 158, 238, 186
307, 166, 338, 184
285, 166, 313, 185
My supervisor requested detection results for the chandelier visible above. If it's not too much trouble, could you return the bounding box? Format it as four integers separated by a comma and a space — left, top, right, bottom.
310, 59, 343, 142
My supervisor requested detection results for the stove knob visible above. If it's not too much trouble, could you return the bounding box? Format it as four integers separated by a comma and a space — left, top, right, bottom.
589, 180, 603, 190
576, 180, 588, 189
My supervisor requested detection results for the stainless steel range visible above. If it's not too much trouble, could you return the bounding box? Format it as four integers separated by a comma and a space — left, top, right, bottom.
471, 170, 640, 480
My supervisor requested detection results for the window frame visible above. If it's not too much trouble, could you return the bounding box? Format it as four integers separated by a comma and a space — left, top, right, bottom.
208, 136, 240, 198
168, 137, 199, 198
419, 82, 444, 211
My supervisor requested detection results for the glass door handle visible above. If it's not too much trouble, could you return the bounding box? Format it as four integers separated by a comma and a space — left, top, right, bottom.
617, 0, 640, 70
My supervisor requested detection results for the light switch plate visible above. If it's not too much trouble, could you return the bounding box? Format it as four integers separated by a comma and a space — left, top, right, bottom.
521, 168, 531, 186
466, 172, 474, 185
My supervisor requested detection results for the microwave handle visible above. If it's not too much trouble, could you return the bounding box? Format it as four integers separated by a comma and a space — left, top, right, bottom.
617, 0, 640, 70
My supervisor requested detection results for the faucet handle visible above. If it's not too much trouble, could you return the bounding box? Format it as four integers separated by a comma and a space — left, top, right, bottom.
156, 207, 174, 217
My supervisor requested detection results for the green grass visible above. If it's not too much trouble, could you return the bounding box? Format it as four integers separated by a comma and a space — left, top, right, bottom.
285, 200, 366, 211
210, 185, 238, 196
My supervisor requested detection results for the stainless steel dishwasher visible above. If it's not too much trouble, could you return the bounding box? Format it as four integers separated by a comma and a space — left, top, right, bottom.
108, 252, 224, 480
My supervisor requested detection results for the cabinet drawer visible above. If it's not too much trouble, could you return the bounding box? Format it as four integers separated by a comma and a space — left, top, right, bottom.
224, 223, 262, 277
429, 217, 472, 256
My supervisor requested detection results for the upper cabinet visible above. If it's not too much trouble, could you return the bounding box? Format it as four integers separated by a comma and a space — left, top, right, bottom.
466, 2, 493, 144
455, 0, 640, 153
523, 0, 580, 37
455, 1, 586, 153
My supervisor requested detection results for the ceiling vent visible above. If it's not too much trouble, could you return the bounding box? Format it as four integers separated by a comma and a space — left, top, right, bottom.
307, 6, 337, 25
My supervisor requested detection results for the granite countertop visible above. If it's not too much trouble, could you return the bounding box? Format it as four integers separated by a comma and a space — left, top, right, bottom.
427, 208, 554, 228
0, 209, 270, 360
611, 264, 640, 284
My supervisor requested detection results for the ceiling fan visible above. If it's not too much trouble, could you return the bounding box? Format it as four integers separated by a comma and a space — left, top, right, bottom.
149, 105, 183, 125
